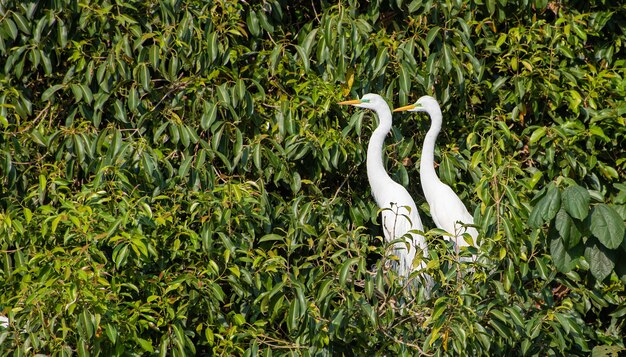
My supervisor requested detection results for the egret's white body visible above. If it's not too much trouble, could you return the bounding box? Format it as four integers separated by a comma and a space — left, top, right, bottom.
394, 96, 478, 259
339, 94, 429, 278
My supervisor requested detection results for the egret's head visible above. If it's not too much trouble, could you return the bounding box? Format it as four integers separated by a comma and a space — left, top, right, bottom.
393, 95, 440, 114
338, 93, 387, 110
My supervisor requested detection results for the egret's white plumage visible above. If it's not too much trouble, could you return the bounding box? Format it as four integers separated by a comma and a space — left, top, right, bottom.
394, 96, 478, 259
339, 93, 429, 278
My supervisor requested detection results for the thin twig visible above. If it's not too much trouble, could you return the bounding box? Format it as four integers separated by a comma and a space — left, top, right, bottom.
255, 333, 310, 350
330, 165, 358, 204
380, 328, 434, 356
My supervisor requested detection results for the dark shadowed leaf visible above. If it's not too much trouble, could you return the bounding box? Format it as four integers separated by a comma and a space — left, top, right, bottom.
339, 257, 359, 286
585, 238, 616, 281
555, 208, 582, 248
590, 204, 625, 249
542, 183, 561, 221
549, 228, 581, 273
562, 185, 590, 220
529, 183, 560, 228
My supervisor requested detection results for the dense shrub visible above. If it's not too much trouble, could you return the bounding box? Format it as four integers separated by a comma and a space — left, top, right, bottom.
1, 0, 624, 355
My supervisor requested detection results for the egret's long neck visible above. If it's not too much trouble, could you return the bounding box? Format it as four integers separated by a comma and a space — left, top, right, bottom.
420, 108, 443, 193
367, 107, 394, 205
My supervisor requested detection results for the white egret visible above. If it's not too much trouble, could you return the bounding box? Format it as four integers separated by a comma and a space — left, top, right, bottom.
338, 93, 429, 278
394, 96, 478, 260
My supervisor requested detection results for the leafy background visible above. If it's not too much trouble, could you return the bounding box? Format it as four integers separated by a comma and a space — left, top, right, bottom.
1, 0, 625, 355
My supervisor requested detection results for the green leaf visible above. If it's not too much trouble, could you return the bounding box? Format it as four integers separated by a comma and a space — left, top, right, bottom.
562, 185, 590, 220
442, 43, 452, 73
4, 18, 18, 39
585, 238, 616, 281
253, 143, 262, 171
339, 257, 359, 286
70, 83, 83, 102
201, 102, 217, 131
301, 28, 318, 56
129, 86, 139, 111
137, 337, 154, 352
553, 312, 571, 335
105, 323, 117, 344
567, 90, 583, 110
425, 26, 440, 47
38, 174, 47, 204
257, 11, 274, 32
139, 63, 150, 91
113, 244, 130, 269
246, 10, 260, 37
259, 234, 283, 243
149, 45, 160, 68
492, 76, 508, 92
589, 125, 610, 142
529, 126, 547, 145
294, 45, 309, 72
490, 319, 510, 338
23, 207, 32, 224
505, 306, 524, 328
543, 183, 561, 221
535, 256, 551, 280
41, 50, 52, 74
590, 204, 625, 250
591, 346, 626, 357
399, 64, 410, 97
269, 44, 282, 75
287, 297, 300, 334
528, 193, 546, 228
80, 84, 93, 104
12, 12, 30, 35
41, 85, 64, 101
555, 209, 582, 248
549, 230, 580, 273
114, 99, 128, 123
57, 19, 68, 47
558, 44, 575, 58
495, 34, 507, 48
529, 183, 560, 228
78, 340, 88, 357
207, 31, 218, 62
233, 313, 245, 326
179, 124, 190, 148
372, 47, 388, 76
486, 0, 496, 15
178, 154, 193, 178
33, 17, 46, 44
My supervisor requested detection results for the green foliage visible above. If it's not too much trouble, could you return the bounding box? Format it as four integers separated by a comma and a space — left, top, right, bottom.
1, 0, 625, 355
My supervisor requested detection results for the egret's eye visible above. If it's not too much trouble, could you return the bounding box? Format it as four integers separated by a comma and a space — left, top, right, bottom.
360, 99, 370, 103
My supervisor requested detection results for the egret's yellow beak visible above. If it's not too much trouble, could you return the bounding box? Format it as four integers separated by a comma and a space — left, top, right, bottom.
337, 99, 362, 105
393, 104, 417, 112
